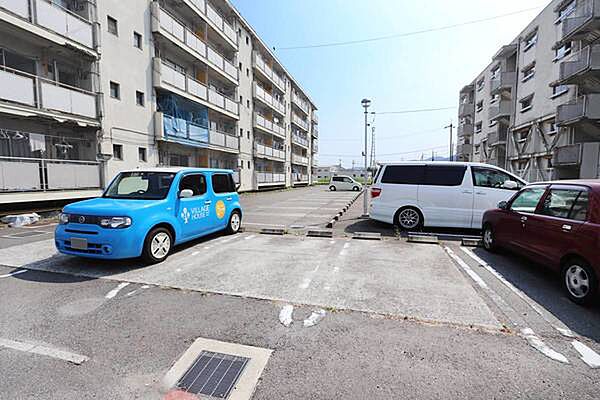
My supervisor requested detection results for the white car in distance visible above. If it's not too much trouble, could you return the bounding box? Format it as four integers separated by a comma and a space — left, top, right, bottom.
329, 175, 363, 192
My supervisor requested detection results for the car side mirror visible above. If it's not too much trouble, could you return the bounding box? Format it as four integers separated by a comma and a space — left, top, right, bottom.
502, 180, 518, 190
498, 201, 508, 210
179, 189, 194, 198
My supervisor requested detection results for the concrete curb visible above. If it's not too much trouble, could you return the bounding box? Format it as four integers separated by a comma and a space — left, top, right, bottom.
307, 229, 334, 238
326, 190, 364, 229
352, 232, 382, 240
407, 234, 440, 244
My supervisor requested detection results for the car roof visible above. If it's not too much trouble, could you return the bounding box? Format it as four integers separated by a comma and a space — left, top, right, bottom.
527, 179, 600, 191
119, 167, 234, 174
377, 161, 496, 168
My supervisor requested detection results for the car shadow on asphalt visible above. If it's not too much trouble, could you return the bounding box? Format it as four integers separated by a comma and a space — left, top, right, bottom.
470, 247, 600, 342
12, 231, 233, 284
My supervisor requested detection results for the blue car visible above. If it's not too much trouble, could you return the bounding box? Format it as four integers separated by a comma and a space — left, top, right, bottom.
55, 168, 242, 263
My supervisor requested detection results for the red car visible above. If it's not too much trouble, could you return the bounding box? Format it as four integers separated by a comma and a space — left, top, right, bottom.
482, 180, 599, 305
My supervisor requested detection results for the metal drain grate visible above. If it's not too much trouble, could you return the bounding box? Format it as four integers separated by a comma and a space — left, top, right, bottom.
5, 231, 49, 238
176, 351, 250, 399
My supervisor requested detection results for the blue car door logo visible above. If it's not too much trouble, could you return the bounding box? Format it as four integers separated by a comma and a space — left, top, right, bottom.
181, 208, 191, 224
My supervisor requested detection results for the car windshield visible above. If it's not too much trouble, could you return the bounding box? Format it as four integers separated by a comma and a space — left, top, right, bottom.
103, 172, 176, 200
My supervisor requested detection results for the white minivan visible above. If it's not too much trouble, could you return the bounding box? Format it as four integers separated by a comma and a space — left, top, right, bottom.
329, 175, 362, 191
369, 162, 527, 230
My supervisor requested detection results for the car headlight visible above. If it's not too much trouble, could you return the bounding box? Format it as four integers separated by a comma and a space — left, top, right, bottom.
59, 213, 70, 225
100, 216, 132, 229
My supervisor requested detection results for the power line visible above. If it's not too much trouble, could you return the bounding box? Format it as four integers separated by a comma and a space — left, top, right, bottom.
319, 127, 444, 142
276, 6, 543, 50
319, 144, 448, 158
376, 106, 457, 115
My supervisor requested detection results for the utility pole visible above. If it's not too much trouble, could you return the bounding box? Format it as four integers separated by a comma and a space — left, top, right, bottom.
369, 125, 376, 170
361, 98, 371, 218
431, 150, 435, 161
444, 121, 455, 161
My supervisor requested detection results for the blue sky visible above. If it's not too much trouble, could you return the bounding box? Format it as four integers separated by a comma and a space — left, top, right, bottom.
230, 0, 546, 167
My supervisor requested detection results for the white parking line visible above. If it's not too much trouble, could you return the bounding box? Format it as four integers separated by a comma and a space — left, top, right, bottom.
105, 282, 130, 299
521, 328, 568, 364
0, 338, 88, 365
0, 269, 28, 279
339, 242, 350, 256
245, 235, 256, 240
572, 340, 600, 368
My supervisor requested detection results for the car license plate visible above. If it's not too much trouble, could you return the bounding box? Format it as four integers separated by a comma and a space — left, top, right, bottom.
70, 237, 88, 250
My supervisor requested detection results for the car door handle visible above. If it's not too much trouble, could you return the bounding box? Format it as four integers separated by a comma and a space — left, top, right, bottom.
562, 224, 572, 232
204, 200, 212, 205
475, 191, 486, 195
462, 190, 473, 194
521, 216, 528, 222
226, 197, 233, 201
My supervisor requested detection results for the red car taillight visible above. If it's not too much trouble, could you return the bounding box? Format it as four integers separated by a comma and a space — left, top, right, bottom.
371, 187, 381, 198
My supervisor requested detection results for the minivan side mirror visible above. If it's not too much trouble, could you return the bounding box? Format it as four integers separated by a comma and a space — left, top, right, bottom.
179, 189, 194, 198
497, 201, 508, 210
502, 180, 518, 190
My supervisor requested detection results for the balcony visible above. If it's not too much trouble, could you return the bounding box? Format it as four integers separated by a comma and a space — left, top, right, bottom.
292, 113, 309, 132
255, 172, 286, 185
312, 113, 319, 124
312, 124, 319, 138
252, 83, 285, 115
253, 113, 285, 139
292, 154, 308, 165
557, 94, 600, 125
456, 143, 473, 157
556, 44, 600, 86
155, 112, 239, 153
183, 0, 237, 48
488, 99, 512, 122
293, 173, 309, 183
154, 59, 239, 118
0, 66, 98, 122
254, 142, 285, 161
152, 4, 238, 83
458, 101, 474, 117
0, 0, 96, 54
553, 144, 583, 166
252, 52, 285, 92
457, 123, 474, 137
561, 0, 600, 42
292, 134, 309, 149
490, 72, 516, 94
312, 140, 318, 153
292, 92, 310, 115
0, 156, 100, 192
487, 126, 507, 147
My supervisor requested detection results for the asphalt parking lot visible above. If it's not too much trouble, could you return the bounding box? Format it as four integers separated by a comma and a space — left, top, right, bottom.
1, 186, 600, 399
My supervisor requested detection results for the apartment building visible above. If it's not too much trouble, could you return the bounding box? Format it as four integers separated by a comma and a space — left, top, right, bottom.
458, 0, 600, 182
0, 0, 318, 205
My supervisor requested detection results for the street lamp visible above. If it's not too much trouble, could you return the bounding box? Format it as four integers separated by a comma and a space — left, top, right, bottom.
361, 98, 371, 218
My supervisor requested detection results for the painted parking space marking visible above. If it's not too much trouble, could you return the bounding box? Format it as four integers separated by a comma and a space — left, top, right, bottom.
339, 242, 350, 256
244, 235, 256, 240
0, 338, 88, 365
0, 269, 28, 279
521, 328, 568, 364
572, 340, 600, 368
105, 282, 130, 299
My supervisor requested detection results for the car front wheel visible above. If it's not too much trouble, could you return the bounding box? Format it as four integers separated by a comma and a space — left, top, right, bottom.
563, 259, 598, 305
142, 227, 172, 264
329, 185, 336, 191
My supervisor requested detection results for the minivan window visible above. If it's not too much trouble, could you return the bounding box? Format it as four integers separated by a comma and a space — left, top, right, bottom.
104, 172, 175, 200
179, 174, 206, 196
510, 187, 546, 213
212, 173, 235, 193
424, 166, 467, 186
539, 189, 588, 221
472, 167, 521, 190
332, 176, 343, 182
381, 165, 425, 184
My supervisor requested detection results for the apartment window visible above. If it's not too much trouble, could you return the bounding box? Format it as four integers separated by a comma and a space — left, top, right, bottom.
138, 147, 147, 162
520, 95, 534, 112
246, 68, 249, 77
476, 78, 484, 91
522, 63, 535, 82
474, 145, 480, 154
247, 160, 251, 168
552, 84, 569, 98
107, 16, 118, 36
517, 130, 529, 142
239, 95, 243, 103
133, 32, 143, 49
548, 120, 558, 135
247, 131, 250, 139
475, 122, 482, 133
554, 42, 572, 62
245, 36, 249, 45
246, 99, 250, 108
490, 94, 500, 104
239, 128, 243, 137
491, 66, 500, 80
523, 30, 538, 51
110, 81, 120, 99
489, 119, 497, 128
476, 101, 483, 113
135, 91, 145, 106
113, 144, 123, 160
556, 1, 576, 24
238, 62, 242, 70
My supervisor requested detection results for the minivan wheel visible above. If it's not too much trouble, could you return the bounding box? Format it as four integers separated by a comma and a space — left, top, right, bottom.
226, 210, 242, 234
329, 185, 336, 191
395, 207, 422, 231
483, 224, 497, 252
143, 227, 172, 264
562, 259, 598, 305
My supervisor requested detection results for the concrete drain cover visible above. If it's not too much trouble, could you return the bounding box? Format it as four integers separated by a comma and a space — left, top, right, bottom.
176, 351, 249, 398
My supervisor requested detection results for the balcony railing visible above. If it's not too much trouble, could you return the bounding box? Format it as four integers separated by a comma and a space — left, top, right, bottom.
155, 6, 238, 82
312, 112, 318, 124
185, 0, 237, 46
487, 128, 507, 146
252, 83, 285, 114
557, 94, 600, 124
312, 140, 318, 153
253, 52, 286, 91
292, 113, 309, 131
561, 0, 600, 40
292, 154, 308, 165
488, 99, 511, 121
254, 142, 285, 161
209, 128, 239, 150
0, 66, 98, 120
157, 59, 239, 117
457, 123, 474, 137
490, 72, 516, 94
558, 44, 600, 82
312, 125, 319, 138
253, 113, 285, 138
159, 113, 239, 151
0, 156, 100, 192
256, 172, 286, 184
456, 143, 473, 157
292, 134, 309, 148
293, 173, 309, 182
0, 0, 95, 50
292, 92, 310, 115
553, 144, 583, 166
458, 101, 474, 117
